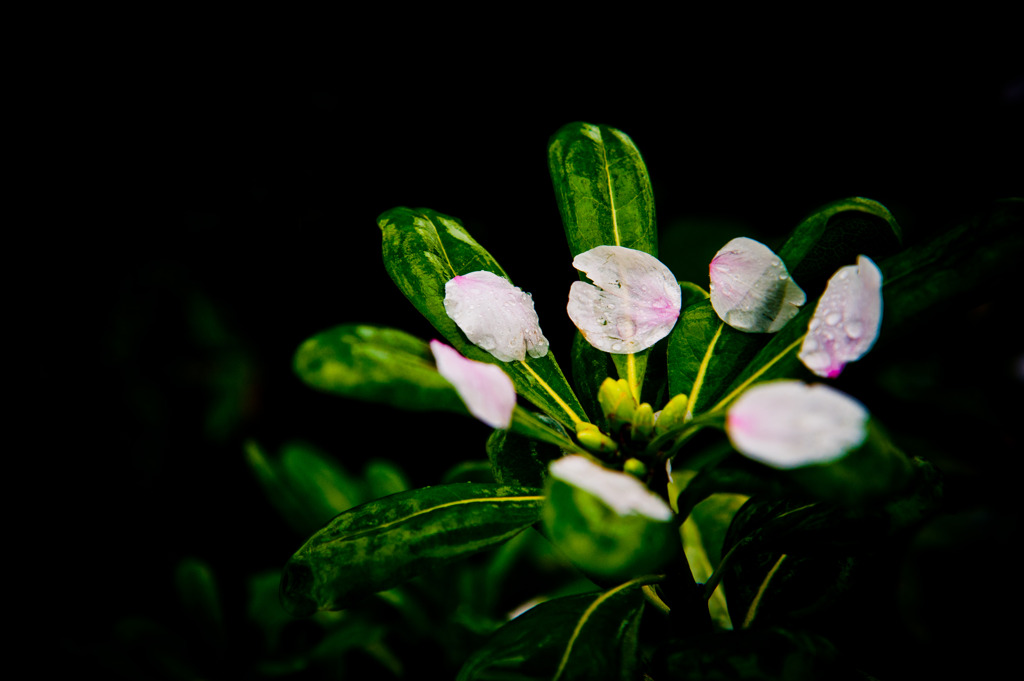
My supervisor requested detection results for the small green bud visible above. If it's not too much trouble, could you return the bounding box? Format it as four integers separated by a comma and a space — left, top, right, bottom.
623, 457, 648, 479
598, 377, 636, 430
575, 421, 619, 454
654, 393, 689, 436
632, 402, 655, 441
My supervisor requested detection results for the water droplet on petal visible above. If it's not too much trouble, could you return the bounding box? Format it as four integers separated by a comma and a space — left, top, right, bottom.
844, 321, 863, 339
778, 273, 788, 280
826, 312, 842, 325
611, 342, 623, 351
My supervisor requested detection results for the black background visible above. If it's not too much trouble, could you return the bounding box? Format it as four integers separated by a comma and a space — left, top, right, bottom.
47, 45, 1021, 677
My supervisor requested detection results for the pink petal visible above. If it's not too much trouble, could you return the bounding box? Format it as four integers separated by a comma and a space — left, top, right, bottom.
567, 246, 682, 354
443, 271, 549, 362
798, 255, 882, 378
430, 340, 516, 429
726, 380, 868, 468
709, 237, 806, 333
549, 455, 673, 520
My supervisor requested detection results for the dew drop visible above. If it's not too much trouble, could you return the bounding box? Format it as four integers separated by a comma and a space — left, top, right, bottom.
803, 338, 819, 352
778, 273, 788, 280
611, 342, 623, 352
809, 319, 822, 331
839, 270, 850, 280
826, 312, 842, 325
844, 321, 863, 339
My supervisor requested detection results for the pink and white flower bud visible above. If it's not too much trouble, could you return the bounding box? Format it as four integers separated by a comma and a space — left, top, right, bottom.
430, 340, 516, 429
798, 255, 882, 378
709, 237, 806, 333
727, 380, 868, 469
567, 246, 682, 354
443, 271, 549, 362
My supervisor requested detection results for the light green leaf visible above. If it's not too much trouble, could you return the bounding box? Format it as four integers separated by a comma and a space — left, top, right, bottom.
245, 440, 366, 536
379, 207, 588, 429
543, 470, 677, 579
294, 324, 466, 414
280, 483, 544, 615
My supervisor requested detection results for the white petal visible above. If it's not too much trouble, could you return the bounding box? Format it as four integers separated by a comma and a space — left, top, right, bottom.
726, 380, 868, 469
549, 455, 673, 521
443, 271, 549, 362
567, 246, 682, 354
430, 340, 516, 429
798, 255, 883, 378
709, 237, 806, 333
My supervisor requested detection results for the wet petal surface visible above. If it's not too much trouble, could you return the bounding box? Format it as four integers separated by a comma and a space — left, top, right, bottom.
430, 340, 516, 429
798, 255, 882, 378
549, 455, 673, 520
709, 237, 806, 333
727, 380, 868, 469
567, 246, 682, 354
444, 271, 549, 362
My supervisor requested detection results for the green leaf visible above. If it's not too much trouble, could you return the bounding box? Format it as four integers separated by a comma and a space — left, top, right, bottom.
245, 440, 366, 536
666, 300, 767, 416
710, 199, 1024, 412
458, 581, 650, 681
681, 492, 750, 630
175, 558, 224, 651
487, 426, 555, 488
543, 473, 678, 579
778, 196, 902, 298
379, 207, 588, 429
879, 198, 1023, 334
659, 628, 843, 679
548, 122, 657, 258
294, 324, 466, 414
571, 331, 615, 428
280, 483, 544, 615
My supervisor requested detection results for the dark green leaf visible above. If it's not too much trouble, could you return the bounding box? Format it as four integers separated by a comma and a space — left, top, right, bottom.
571, 331, 615, 427
294, 324, 466, 414
713, 200, 1024, 411
458, 581, 649, 681
175, 558, 224, 651
658, 628, 846, 680
379, 207, 588, 429
778, 197, 902, 298
280, 483, 544, 615
487, 426, 554, 488
879, 198, 1024, 335
548, 122, 657, 258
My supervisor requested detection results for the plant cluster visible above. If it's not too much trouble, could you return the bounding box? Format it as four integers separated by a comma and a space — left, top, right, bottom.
261, 122, 1020, 679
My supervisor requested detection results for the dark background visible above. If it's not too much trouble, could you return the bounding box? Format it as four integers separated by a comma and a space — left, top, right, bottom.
51, 52, 1021, 677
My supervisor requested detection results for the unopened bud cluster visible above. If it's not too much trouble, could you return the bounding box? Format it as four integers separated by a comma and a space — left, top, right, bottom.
573, 378, 691, 469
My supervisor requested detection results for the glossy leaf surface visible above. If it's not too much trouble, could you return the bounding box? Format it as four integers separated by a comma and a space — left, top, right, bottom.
548, 122, 657, 258
281, 483, 544, 615
379, 207, 587, 428
295, 324, 466, 414
544, 460, 677, 578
